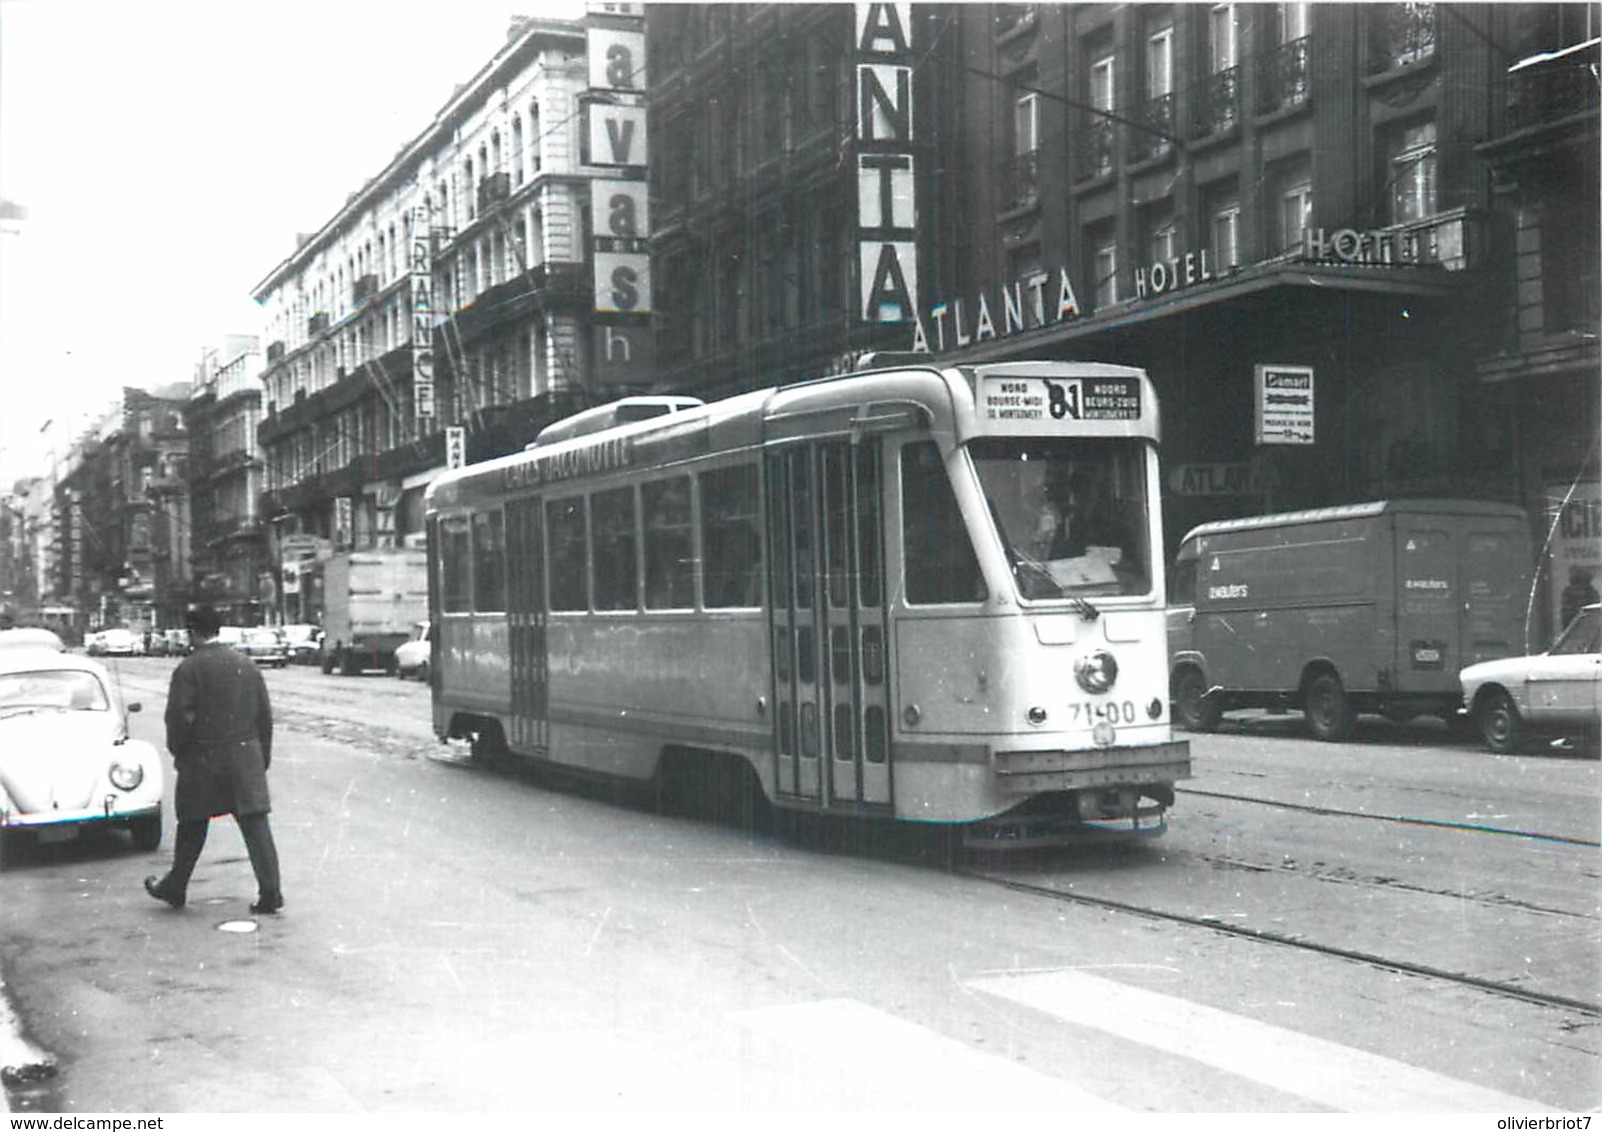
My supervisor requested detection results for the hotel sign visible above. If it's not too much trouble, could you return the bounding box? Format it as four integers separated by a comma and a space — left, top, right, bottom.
910, 266, 1083, 353
856, 3, 918, 324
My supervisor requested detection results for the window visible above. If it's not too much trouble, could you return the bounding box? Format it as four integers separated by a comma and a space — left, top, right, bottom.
900, 442, 983, 605
1388, 120, 1436, 224
591, 486, 638, 611
1205, 179, 1242, 270
440, 516, 471, 613
1209, 3, 1238, 71
1275, 158, 1313, 252
643, 476, 695, 609
471, 510, 505, 612
1146, 22, 1173, 98
1148, 215, 1178, 265
1091, 228, 1119, 309
1013, 90, 1039, 156
546, 497, 588, 611
1279, 1, 1311, 41
701, 464, 762, 608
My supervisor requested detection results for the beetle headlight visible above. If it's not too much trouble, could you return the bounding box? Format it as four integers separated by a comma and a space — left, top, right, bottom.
1074, 650, 1119, 694
109, 761, 144, 791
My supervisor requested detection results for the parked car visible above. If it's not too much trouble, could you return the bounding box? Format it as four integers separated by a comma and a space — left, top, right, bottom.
239, 627, 290, 668
1459, 604, 1601, 754
95, 627, 140, 657
0, 627, 66, 653
159, 628, 192, 657
216, 625, 245, 650
0, 649, 164, 851
394, 621, 431, 681
281, 624, 322, 665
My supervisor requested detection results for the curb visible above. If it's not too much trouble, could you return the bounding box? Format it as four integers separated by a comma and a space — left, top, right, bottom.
0, 976, 57, 1113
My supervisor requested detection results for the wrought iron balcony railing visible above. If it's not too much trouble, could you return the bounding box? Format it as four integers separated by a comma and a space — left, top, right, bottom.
1189, 66, 1240, 138
1003, 150, 1040, 210
1130, 93, 1175, 162
1258, 37, 1311, 114
1371, 3, 1436, 72
1075, 116, 1115, 181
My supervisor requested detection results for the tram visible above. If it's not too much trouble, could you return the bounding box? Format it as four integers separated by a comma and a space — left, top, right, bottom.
423, 360, 1190, 845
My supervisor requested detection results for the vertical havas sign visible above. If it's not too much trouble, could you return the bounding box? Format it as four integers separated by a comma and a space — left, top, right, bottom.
409, 204, 435, 419
856, 3, 918, 324
587, 11, 654, 384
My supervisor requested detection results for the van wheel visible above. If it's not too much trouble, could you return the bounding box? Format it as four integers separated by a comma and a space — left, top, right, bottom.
1174, 668, 1221, 732
1476, 690, 1524, 754
1304, 673, 1355, 742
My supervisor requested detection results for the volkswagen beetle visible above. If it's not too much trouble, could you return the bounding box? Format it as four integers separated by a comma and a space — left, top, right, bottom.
0, 649, 164, 852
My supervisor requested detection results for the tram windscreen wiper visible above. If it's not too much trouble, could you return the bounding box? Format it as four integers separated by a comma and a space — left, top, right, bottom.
1070, 594, 1100, 621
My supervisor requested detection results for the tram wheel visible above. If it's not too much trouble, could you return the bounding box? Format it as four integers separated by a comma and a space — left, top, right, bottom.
1304, 672, 1354, 742
1476, 690, 1525, 755
1174, 668, 1221, 732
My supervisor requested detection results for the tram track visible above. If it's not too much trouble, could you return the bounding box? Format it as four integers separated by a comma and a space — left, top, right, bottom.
957, 865, 1602, 1019
1178, 784, 1602, 848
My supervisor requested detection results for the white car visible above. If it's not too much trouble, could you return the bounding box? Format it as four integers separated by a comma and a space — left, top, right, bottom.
1459, 603, 1601, 754
96, 627, 140, 657
0, 649, 164, 851
394, 621, 431, 681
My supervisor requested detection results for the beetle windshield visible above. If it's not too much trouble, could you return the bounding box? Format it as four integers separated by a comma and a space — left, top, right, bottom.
0, 670, 110, 712
969, 437, 1152, 600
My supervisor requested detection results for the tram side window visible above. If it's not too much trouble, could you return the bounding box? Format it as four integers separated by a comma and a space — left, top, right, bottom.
900, 441, 985, 604
701, 464, 762, 608
592, 486, 639, 611
472, 510, 506, 612
440, 516, 472, 613
643, 476, 695, 609
547, 497, 589, 611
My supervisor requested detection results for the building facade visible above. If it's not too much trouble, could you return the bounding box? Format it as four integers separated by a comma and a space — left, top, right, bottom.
252, 8, 649, 599
184, 337, 262, 625
645, 1, 1598, 644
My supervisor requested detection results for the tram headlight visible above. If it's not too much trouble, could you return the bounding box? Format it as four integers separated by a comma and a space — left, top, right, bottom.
1074, 650, 1119, 694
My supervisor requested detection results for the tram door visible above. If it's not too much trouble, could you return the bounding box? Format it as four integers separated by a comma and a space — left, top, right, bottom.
767, 442, 891, 809
505, 497, 548, 754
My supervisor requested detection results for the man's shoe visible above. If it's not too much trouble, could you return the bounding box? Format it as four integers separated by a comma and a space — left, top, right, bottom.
143, 876, 184, 908
250, 892, 283, 915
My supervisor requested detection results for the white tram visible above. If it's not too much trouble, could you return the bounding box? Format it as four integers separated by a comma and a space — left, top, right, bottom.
424, 361, 1190, 844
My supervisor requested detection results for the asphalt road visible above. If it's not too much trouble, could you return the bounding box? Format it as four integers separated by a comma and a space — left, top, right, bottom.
2, 658, 1597, 1115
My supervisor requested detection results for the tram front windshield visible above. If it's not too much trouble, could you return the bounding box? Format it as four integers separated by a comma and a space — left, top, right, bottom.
970, 438, 1152, 600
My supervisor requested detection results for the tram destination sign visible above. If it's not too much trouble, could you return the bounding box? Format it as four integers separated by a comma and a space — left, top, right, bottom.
980, 375, 1142, 424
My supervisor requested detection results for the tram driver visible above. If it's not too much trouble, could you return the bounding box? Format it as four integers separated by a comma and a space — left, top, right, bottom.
1031, 468, 1142, 588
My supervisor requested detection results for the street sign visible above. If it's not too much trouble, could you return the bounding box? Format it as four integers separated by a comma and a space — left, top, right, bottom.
1254, 364, 1314, 445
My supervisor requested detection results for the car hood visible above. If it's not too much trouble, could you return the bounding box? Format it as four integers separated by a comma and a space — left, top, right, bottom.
1460, 655, 1532, 687
0, 711, 127, 813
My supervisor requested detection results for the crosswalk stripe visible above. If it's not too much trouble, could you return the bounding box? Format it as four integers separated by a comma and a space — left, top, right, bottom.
731, 998, 1125, 1111
969, 970, 1555, 1113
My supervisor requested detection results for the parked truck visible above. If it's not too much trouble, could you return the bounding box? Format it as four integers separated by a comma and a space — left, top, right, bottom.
318, 549, 429, 676
1167, 499, 1531, 740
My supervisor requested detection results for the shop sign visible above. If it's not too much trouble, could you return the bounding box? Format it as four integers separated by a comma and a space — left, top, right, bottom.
1547, 480, 1601, 636
409, 204, 435, 419
909, 267, 1082, 353
1168, 460, 1277, 497
1254, 364, 1314, 445
445, 426, 466, 470
856, 3, 918, 324
587, 13, 651, 323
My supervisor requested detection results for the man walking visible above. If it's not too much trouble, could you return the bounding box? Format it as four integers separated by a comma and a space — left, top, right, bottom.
144, 605, 283, 915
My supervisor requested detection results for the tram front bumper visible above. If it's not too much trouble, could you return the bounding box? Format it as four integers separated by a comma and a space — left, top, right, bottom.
990, 740, 1191, 796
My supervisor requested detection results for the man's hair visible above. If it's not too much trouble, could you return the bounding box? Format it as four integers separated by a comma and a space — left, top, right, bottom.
185, 605, 222, 639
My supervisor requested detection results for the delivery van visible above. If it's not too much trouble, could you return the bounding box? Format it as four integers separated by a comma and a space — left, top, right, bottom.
1167, 499, 1530, 740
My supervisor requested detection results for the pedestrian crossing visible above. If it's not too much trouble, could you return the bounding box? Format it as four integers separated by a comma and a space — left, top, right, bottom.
731, 970, 1558, 1113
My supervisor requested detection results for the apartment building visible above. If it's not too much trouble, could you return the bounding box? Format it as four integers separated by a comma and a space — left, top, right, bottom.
252, 6, 649, 583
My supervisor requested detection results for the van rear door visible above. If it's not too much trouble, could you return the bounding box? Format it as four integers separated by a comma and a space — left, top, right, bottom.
1458, 520, 1527, 666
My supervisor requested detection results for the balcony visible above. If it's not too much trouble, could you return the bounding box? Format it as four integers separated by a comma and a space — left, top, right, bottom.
1130, 93, 1175, 163
266, 340, 286, 363
352, 274, 379, 305
477, 171, 512, 213
1075, 116, 1115, 182
1370, 3, 1436, 73
308, 311, 330, 336
1189, 66, 1240, 139
1508, 40, 1600, 131
1257, 37, 1311, 115
1003, 150, 1040, 211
